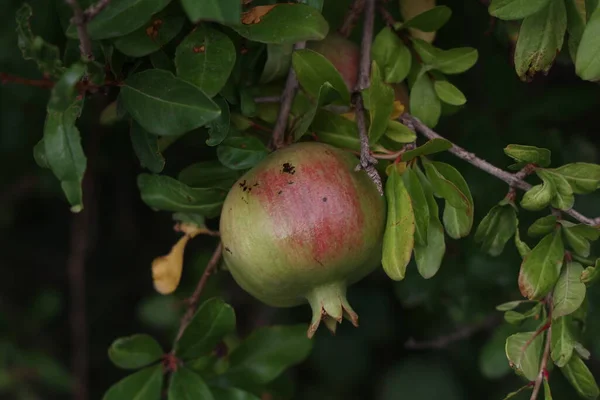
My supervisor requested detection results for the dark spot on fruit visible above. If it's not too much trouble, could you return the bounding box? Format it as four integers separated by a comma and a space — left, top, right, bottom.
322, 197, 327, 202
282, 162, 296, 175
253, 183, 259, 187
313, 256, 324, 267
277, 190, 283, 195
239, 180, 247, 188
241, 197, 248, 204
287, 181, 294, 185
225, 247, 233, 254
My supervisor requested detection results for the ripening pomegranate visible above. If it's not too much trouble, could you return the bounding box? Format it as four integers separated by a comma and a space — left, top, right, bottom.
307, 33, 360, 91
219, 142, 386, 337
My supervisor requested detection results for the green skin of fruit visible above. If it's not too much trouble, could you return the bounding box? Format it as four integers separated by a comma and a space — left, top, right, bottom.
219, 142, 386, 337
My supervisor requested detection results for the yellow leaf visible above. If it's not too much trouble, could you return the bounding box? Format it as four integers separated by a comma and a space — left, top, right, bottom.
389, 100, 405, 120
175, 222, 206, 238
241, 5, 278, 24
152, 235, 191, 295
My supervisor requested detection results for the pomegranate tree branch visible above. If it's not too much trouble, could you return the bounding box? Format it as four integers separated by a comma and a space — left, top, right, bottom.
530, 296, 553, 400
1, 72, 55, 88
353, 0, 383, 194
64, 0, 94, 60
401, 113, 600, 226
84, 0, 111, 20
173, 242, 223, 343
270, 42, 306, 150
339, 0, 365, 38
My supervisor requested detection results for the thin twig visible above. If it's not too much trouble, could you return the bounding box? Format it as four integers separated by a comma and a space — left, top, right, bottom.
173, 242, 223, 344
352, 0, 383, 194
401, 113, 600, 226
405, 315, 500, 350
65, 0, 94, 60
270, 42, 306, 150
530, 295, 553, 400
84, 0, 111, 19
339, 0, 366, 38
1, 72, 55, 88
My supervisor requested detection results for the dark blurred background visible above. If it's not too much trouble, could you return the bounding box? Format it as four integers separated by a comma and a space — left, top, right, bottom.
1, 0, 600, 399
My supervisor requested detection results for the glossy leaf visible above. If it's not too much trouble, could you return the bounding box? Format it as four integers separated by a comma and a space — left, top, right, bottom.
231, 4, 329, 45
518, 230, 564, 300
403, 167, 429, 246
102, 364, 163, 400
504, 144, 551, 167
260, 44, 293, 83
363, 62, 395, 144
120, 70, 221, 136
371, 27, 412, 83
581, 259, 600, 286
410, 73, 441, 127
130, 121, 165, 173
168, 367, 214, 400
175, 298, 236, 360
311, 110, 362, 152
207, 97, 231, 146
433, 80, 466, 106
292, 83, 340, 141
423, 160, 469, 210
560, 355, 600, 399
502, 385, 532, 399
576, 6, 600, 81
505, 331, 544, 381
175, 25, 237, 98
114, 14, 184, 57
563, 227, 591, 257
553, 262, 586, 318
178, 162, 239, 189
520, 173, 555, 211
430, 48, 479, 74
489, 0, 552, 20
474, 204, 517, 256
496, 300, 532, 311
384, 120, 417, 143
414, 167, 446, 278
181, 0, 241, 24
549, 163, 600, 194
108, 334, 163, 370
539, 170, 574, 211
137, 174, 226, 217
433, 161, 474, 238
293, 49, 350, 103
224, 325, 313, 387
514, 0, 567, 79
543, 378, 553, 400
528, 215, 557, 237
217, 136, 269, 170
401, 138, 452, 161
402, 6, 452, 31
551, 316, 575, 367
515, 224, 532, 258
382, 164, 415, 281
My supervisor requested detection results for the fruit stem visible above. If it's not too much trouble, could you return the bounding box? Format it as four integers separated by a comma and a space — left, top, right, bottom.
305, 282, 359, 338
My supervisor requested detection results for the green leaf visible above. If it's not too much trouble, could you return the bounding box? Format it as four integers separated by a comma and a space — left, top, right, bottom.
102, 364, 163, 400
576, 6, 600, 81
363, 62, 395, 144
496, 300, 533, 311
528, 215, 557, 237
548, 163, 600, 194
563, 227, 591, 257
178, 161, 239, 189
543, 378, 553, 400
410, 73, 441, 127
292, 48, 350, 103
402, 6, 452, 31
430, 48, 479, 74
260, 44, 293, 83
382, 165, 415, 281
175, 298, 236, 360
175, 25, 237, 98
520, 173, 556, 211
504, 144, 551, 167
230, 4, 329, 45
504, 310, 527, 324
551, 316, 575, 367
217, 136, 269, 170
403, 167, 430, 246
401, 138, 452, 161
210, 387, 261, 400
114, 14, 184, 57
433, 161, 474, 239
150, 50, 176, 73
384, 121, 417, 143
371, 27, 412, 83
518, 230, 564, 300
130, 121, 165, 173
224, 325, 313, 388
137, 174, 226, 217
581, 259, 600, 286
168, 367, 214, 400
560, 355, 600, 399
514, 0, 567, 79
108, 334, 163, 370
433, 80, 466, 106
489, 0, 552, 20
48, 63, 86, 113
502, 385, 533, 399
33, 139, 49, 169
291, 83, 340, 141
561, 222, 600, 241
538, 170, 574, 211
207, 97, 231, 146
414, 167, 446, 278
474, 204, 517, 256
553, 262, 586, 318
423, 160, 469, 210
574, 342, 591, 360
515, 223, 532, 258
411, 38, 439, 65
181, 0, 241, 24
565, 0, 587, 61
69, 0, 172, 40
120, 69, 221, 136
505, 331, 544, 381
311, 110, 362, 152
16, 3, 63, 77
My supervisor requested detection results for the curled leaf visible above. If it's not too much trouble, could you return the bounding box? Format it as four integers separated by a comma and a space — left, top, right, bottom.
152, 234, 191, 295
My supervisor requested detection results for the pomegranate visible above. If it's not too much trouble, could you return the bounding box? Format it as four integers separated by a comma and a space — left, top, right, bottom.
219, 142, 386, 337
307, 33, 360, 91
